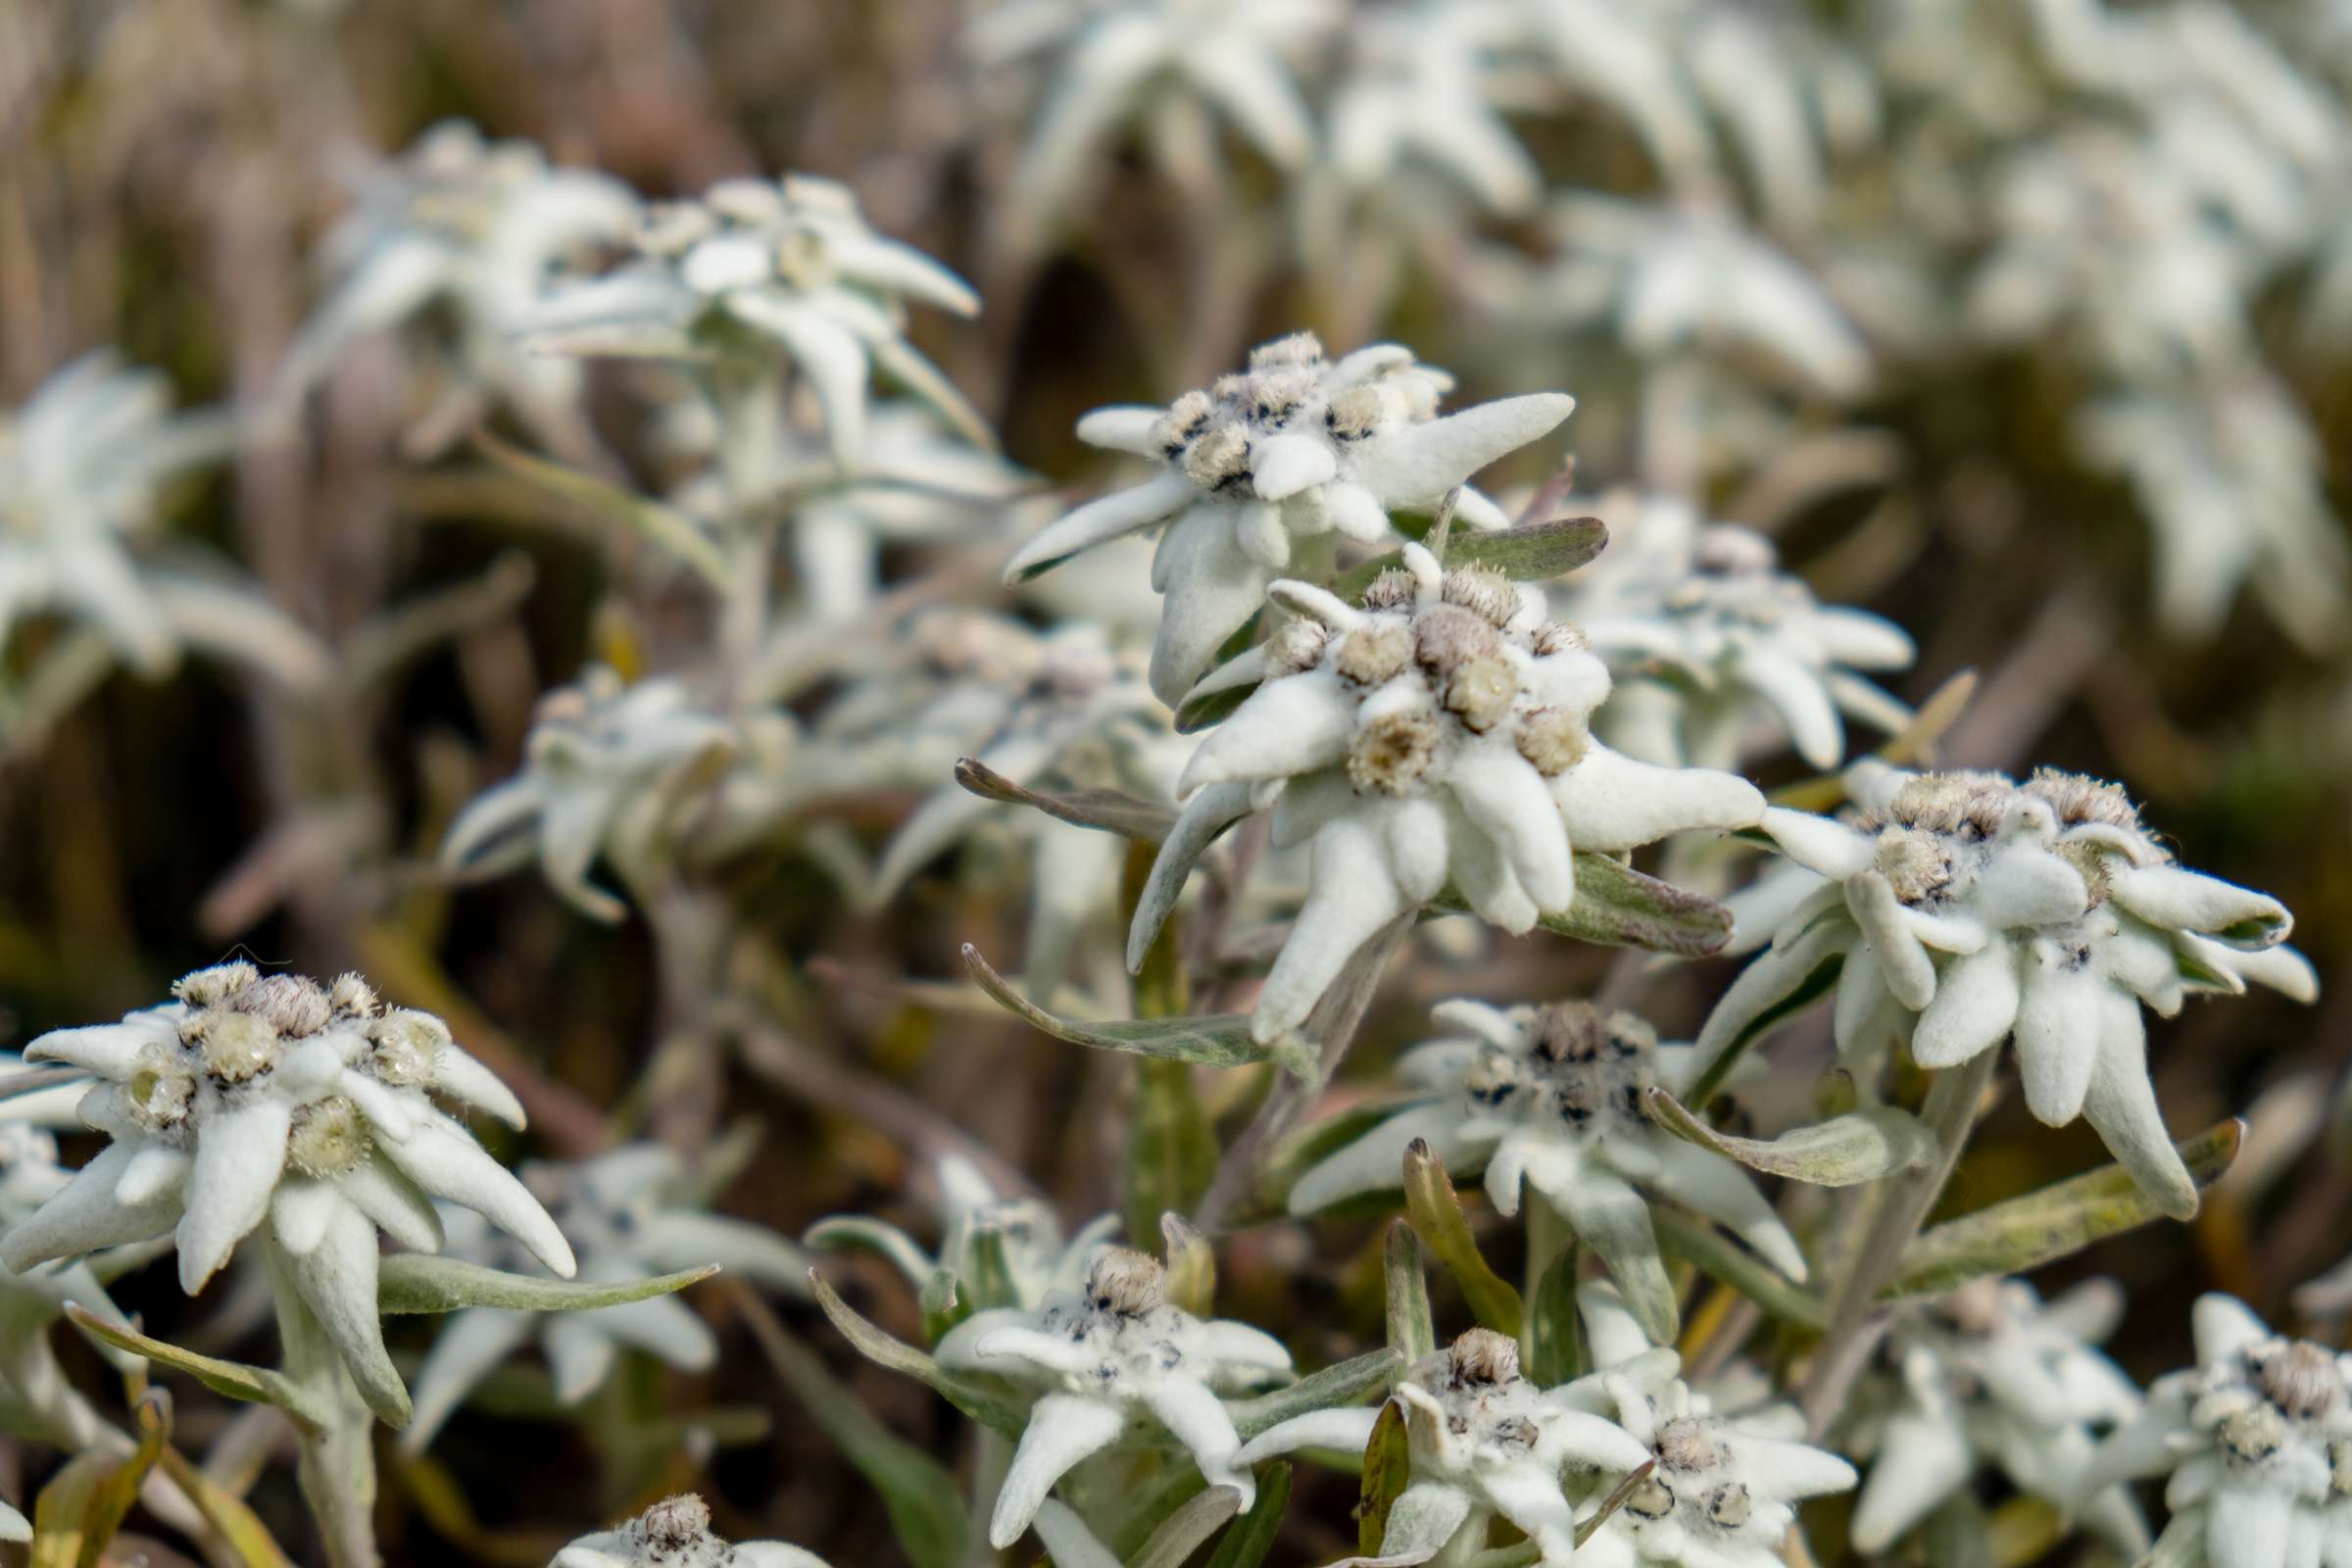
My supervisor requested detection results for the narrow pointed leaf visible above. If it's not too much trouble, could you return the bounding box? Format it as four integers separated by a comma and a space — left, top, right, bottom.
150, 1442, 298, 1568
1339, 516, 1609, 596
376, 1255, 715, 1314
1206, 1463, 1292, 1568
1575, 1460, 1660, 1547
1132, 1485, 1244, 1568
1248, 1099, 1428, 1223
808, 1270, 1029, 1437
1174, 681, 1254, 734
1650, 1212, 1827, 1330
1228, 1348, 1405, 1443
63, 1305, 328, 1429
954, 756, 1176, 843
1162, 1213, 1217, 1318
1401, 1140, 1523, 1339
1645, 1088, 1934, 1187
1527, 1244, 1582, 1388
1356, 1401, 1412, 1557
964, 945, 1312, 1076
30, 1389, 170, 1568
472, 430, 730, 591
1434, 856, 1734, 958
1384, 1222, 1435, 1364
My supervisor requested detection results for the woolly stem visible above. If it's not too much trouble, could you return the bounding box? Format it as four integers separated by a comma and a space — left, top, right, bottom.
267, 1238, 379, 1568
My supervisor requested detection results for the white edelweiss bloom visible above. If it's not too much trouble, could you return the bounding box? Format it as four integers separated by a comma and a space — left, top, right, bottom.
1237, 1328, 1652, 1567
552, 1493, 829, 1568
935, 1247, 1293, 1548
518, 172, 985, 468
0, 352, 253, 678
1320, 1, 1539, 218
4, 964, 570, 1424
440, 665, 736, 922
1290, 1000, 1806, 1324
268, 119, 636, 456
1130, 546, 1762, 1044
1699, 763, 2312, 1218
405, 1142, 804, 1450
1557, 490, 1914, 770
1846, 1277, 2148, 1553
2080, 1295, 2352, 1568
967, 0, 1340, 255
2076, 372, 2351, 655
1003, 330, 1576, 704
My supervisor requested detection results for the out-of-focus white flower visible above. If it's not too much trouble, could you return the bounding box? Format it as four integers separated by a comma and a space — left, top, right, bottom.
553, 1494, 829, 1568
2077, 372, 2351, 654
1322, 1, 1538, 217
1557, 490, 1913, 769
1004, 331, 1575, 704
1236, 1328, 1651, 1566
2080, 1295, 2352, 1568
520, 173, 984, 469
1290, 1000, 1804, 1326
0, 352, 244, 677
270, 120, 636, 455
405, 1142, 803, 1450
967, 0, 1340, 255
808, 1152, 1116, 1316
1846, 1277, 2147, 1552
1132, 546, 1761, 1044
4, 964, 570, 1423
936, 1247, 1293, 1548
440, 665, 736, 922
1702, 762, 2312, 1217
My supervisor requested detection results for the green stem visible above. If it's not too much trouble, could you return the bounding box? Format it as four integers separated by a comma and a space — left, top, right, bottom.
266, 1239, 379, 1568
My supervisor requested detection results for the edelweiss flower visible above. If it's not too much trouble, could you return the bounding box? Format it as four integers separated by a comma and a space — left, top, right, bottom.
4, 964, 572, 1423
1321, 1, 1538, 218
1237, 1328, 1651, 1567
1557, 491, 1914, 770
967, 0, 1339, 255
1, 351, 234, 675
1003, 331, 1575, 704
1131, 546, 1761, 1043
2080, 1295, 2352, 1568
1846, 1278, 2147, 1553
407, 1142, 806, 1450
935, 1247, 1293, 1548
554, 1493, 828, 1568
1701, 762, 2312, 1216
269, 119, 636, 456
519, 173, 984, 468
1290, 1000, 1805, 1329
441, 665, 735, 921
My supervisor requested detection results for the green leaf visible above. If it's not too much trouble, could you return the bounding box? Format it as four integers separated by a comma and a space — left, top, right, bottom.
1650, 1211, 1827, 1330
1433, 854, 1736, 959
1526, 1244, 1582, 1389
1401, 1140, 1523, 1339
964, 944, 1312, 1076
150, 1442, 298, 1568
1356, 1401, 1411, 1558
1128, 1060, 1217, 1272
1645, 1088, 1935, 1187
471, 429, 731, 591
954, 755, 1177, 843
63, 1305, 327, 1429
1205, 1463, 1292, 1568
1130, 1484, 1244, 1568
918, 1267, 964, 1343
1173, 681, 1253, 734
31, 1387, 170, 1568
1161, 1213, 1217, 1319
1383, 1222, 1435, 1364
376, 1255, 716, 1314
1228, 1349, 1404, 1443
1882, 1121, 2243, 1299
1683, 947, 1845, 1110
1249, 1097, 1427, 1223
1339, 515, 1609, 597
808, 1270, 1029, 1438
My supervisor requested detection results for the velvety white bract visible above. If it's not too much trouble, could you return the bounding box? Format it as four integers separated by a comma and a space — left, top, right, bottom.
935, 1248, 1292, 1548
1003, 330, 1576, 704
1321, 1, 1538, 217
1131, 545, 1762, 1043
1701, 761, 2311, 1218
552, 1493, 829, 1568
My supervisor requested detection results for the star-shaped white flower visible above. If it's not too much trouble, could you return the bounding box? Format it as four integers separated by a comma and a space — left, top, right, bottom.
519, 173, 985, 468
1557, 490, 1914, 770
1236, 1328, 1652, 1567
1700, 762, 2312, 1217
1004, 330, 1576, 704
1322, 1, 1539, 218
936, 1247, 1293, 1548
1846, 1277, 2148, 1553
1291, 1000, 1804, 1337
440, 665, 735, 921
553, 1493, 829, 1568
1131, 545, 1762, 1043
4, 963, 572, 1425
2080, 1295, 2352, 1568
405, 1142, 806, 1451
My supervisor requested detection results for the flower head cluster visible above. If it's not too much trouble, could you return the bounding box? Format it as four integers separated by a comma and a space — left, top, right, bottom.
1291, 1000, 1804, 1335
1847, 1278, 2147, 1552
5, 963, 571, 1423
554, 1493, 830, 1568
441, 665, 735, 921
407, 1142, 806, 1450
1558, 491, 1914, 769
1705, 761, 2312, 1216
270, 119, 635, 456
1134, 545, 1761, 1043
2082, 1296, 2352, 1568
936, 1247, 1293, 1548
520, 172, 984, 467
808, 1153, 1116, 1319
1004, 331, 1575, 704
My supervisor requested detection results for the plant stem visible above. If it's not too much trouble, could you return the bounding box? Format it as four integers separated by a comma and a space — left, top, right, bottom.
266, 1239, 379, 1568
1797, 1048, 1997, 1437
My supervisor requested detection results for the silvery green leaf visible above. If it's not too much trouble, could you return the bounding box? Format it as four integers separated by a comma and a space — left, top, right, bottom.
963, 945, 1312, 1077
472, 429, 731, 591
1526, 1245, 1582, 1389
1129, 1485, 1244, 1568
1400, 1140, 1523, 1339
1356, 1401, 1412, 1557
1126, 1059, 1216, 1250
63, 1305, 329, 1429
1435, 854, 1735, 958
1204, 1462, 1291, 1568
375, 1255, 715, 1315
1383, 1222, 1435, 1364
953, 755, 1177, 842
799, 1217, 933, 1291
1227, 1348, 1404, 1443
808, 1270, 1028, 1437
1650, 1211, 1827, 1330
1161, 1213, 1215, 1319
1644, 1087, 1934, 1186
1884, 1121, 2242, 1299
1248, 1098, 1425, 1223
